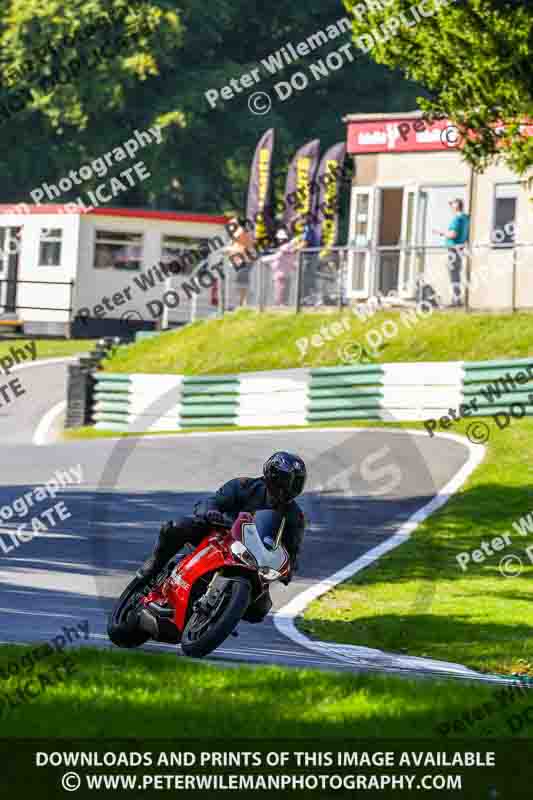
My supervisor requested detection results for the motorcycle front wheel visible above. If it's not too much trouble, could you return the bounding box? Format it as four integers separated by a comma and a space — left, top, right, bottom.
181, 578, 251, 658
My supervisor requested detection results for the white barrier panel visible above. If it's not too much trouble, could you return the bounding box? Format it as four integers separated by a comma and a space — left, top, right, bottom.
381, 362, 464, 386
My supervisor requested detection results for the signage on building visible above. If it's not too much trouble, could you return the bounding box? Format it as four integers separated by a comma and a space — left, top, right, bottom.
347, 117, 533, 155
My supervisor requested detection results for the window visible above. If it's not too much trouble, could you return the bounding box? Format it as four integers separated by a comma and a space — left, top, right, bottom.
38, 228, 62, 266
94, 230, 143, 270
418, 185, 467, 247
160, 236, 209, 277
492, 183, 518, 247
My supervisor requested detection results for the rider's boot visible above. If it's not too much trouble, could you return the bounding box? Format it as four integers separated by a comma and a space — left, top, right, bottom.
137, 521, 180, 581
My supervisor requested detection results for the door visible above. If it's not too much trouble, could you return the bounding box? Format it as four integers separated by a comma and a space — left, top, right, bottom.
398, 187, 420, 298
375, 188, 404, 297
348, 187, 374, 298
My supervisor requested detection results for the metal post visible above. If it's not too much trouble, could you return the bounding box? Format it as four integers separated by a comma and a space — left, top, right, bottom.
67, 279, 75, 339
463, 246, 471, 312
295, 250, 303, 313
258, 257, 265, 312
464, 165, 476, 312
162, 276, 171, 330
338, 248, 344, 310
217, 268, 224, 317
512, 246, 517, 313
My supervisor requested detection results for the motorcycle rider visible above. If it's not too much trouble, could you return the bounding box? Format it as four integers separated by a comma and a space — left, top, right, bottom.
137, 452, 307, 620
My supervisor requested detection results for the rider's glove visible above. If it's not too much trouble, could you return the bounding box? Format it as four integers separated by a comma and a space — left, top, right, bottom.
160, 520, 178, 536
204, 509, 226, 527
280, 572, 292, 586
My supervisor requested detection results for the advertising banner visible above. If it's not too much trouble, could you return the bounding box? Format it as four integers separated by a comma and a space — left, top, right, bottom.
282, 138, 320, 238
245, 128, 275, 248
314, 141, 346, 247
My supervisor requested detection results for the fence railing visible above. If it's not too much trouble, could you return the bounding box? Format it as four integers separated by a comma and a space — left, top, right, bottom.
0, 278, 75, 317
202, 241, 533, 319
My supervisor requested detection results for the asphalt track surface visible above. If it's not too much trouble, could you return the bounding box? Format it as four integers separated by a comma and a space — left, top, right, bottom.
0, 359, 495, 680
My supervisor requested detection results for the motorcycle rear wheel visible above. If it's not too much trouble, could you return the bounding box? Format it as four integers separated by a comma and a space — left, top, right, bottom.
181, 578, 251, 658
108, 577, 151, 648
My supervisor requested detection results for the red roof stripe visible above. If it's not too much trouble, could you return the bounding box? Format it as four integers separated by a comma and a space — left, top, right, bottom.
0, 204, 229, 225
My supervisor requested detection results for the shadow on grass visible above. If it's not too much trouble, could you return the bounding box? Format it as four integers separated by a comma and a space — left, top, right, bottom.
0, 646, 514, 740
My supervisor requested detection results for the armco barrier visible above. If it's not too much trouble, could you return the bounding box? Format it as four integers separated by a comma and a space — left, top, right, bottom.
462, 357, 533, 417
92, 368, 309, 431
90, 357, 533, 432
180, 376, 240, 428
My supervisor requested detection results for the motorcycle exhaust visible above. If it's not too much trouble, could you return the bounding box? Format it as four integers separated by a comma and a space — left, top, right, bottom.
138, 602, 176, 641
138, 608, 159, 638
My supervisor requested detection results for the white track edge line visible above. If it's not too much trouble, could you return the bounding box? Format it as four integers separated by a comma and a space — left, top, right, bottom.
33, 400, 67, 446
273, 433, 489, 679
13, 356, 79, 372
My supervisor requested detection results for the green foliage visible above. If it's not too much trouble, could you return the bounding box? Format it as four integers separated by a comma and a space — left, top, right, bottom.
344, 0, 533, 172
0, 1, 419, 214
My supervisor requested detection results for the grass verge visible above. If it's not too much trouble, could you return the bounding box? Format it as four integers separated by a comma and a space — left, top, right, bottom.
63, 415, 533, 677
62, 420, 393, 440
0, 339, 92, 362
0, 645, 525, 738
100, 308, 533, 375
301, 416, 533, 677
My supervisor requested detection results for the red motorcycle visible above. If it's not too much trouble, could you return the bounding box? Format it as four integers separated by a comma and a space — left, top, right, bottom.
108, 510, 290, 658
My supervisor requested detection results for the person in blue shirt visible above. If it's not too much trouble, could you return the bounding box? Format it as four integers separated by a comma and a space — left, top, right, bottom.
435, 198, 470, 307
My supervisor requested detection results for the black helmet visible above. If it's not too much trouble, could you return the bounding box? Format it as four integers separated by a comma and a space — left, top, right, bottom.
263, 451, 307, 505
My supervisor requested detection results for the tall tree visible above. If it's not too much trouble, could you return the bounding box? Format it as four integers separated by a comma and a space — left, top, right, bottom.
0, 0, 419, 215
0, 0, 182, 203
344, 0, 533, 172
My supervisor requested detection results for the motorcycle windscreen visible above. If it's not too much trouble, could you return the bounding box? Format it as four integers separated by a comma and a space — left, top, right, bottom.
242, 512, 288, 572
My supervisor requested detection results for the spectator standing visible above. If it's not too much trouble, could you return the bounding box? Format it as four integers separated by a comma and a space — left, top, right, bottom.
262, 229, 302, 306
434, 198, 470, 307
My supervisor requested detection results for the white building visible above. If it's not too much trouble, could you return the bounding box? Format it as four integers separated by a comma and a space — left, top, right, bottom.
0, 204, 229, 336
344, 112, 533, 309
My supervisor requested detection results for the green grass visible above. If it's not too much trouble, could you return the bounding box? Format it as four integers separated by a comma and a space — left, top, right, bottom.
65, 310, 533, 677
0, 645, 526, 738
100, 308, 533, 375
301, 416, 533, 677
0, 338, 92, 362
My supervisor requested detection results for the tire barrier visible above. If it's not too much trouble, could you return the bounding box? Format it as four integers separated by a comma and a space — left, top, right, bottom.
90, 357, 533, 432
